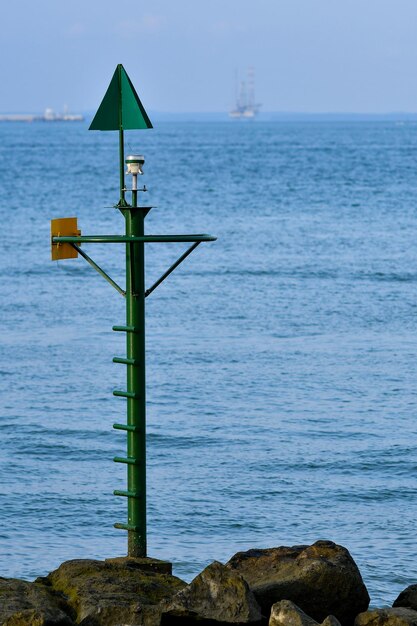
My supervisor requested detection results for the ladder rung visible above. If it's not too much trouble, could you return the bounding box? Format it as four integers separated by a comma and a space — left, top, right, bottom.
113, 357, 138, 365
112, 325, 138, 333
113, 390, 140, 399
114, 489, 141, 498
113, 456, 141, 465
114, 522, 142, 532
113, 423, 141, 433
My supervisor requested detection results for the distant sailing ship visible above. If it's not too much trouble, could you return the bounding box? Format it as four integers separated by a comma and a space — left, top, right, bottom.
229, 67, 261, 119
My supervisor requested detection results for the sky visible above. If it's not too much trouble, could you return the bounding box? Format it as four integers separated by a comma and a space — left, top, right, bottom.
2, 0, 417, 114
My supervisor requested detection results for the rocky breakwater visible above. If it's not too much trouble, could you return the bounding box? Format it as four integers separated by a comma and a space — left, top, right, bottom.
0, 539, 413, 626
354, 584, 417, 626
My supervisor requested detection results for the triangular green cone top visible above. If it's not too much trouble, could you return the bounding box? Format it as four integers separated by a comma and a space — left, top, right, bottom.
89, 64, 153, 131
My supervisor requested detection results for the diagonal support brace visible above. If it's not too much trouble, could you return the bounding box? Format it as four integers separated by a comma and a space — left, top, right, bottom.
70, 243, 126, 297
145, 241, 201, 298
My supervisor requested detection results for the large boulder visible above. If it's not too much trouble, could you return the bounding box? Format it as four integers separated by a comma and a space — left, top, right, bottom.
39, 557, 186, 625
355, 608, 417, 626
0, 577, 74, 625
227, 540, 369, 625
393, 586, 417, 610
269, 600, 341, 626
161, 560, 263, 625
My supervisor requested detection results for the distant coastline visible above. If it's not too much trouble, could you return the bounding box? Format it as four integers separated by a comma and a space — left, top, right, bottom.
146, 111, 417, 122
3, 110, 417, 123
0, 108, 84, 122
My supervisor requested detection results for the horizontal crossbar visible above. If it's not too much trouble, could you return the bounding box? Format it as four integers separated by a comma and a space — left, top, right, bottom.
52, 234, 216, 244
113, 357, 138, 365
112, 325, 138, 332
113, 423, 142, 433
114, 490, 142, 498
113, 390, 140, 399
113, 456, 141, 465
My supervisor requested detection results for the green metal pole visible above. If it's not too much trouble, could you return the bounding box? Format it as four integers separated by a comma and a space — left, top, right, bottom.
119, 129, 126, 206
124, 180, 147, 556
118, 64, 127, 207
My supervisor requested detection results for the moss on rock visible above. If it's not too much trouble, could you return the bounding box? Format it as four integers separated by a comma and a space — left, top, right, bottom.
41, 557, 186, 625
161, 560, 262, 624
355, 608, 417, 626
227, 540, 369, 626
0, 577, 73, 625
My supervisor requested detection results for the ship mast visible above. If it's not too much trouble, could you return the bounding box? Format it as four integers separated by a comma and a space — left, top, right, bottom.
247, 66, 255, 111
229, 66, 261, 119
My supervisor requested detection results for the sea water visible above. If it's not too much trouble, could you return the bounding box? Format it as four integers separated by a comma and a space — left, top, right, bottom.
0, 119, 417, 607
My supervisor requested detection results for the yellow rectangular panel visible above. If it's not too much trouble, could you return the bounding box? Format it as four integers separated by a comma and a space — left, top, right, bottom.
51, 217, 80, 261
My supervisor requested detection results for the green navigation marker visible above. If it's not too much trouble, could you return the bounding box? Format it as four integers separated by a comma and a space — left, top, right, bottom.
90, 64, 153, 208
89, 64, 153, 131
51, 64, 216, 558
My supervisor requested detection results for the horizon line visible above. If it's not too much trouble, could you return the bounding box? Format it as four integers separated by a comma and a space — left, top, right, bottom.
3, 110, 417, 119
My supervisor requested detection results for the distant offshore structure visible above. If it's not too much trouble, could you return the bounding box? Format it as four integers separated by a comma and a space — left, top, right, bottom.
0, 106, 84, 123
229, 67, 261, 120
42, 106, 84, 122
